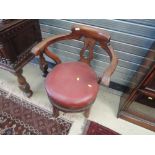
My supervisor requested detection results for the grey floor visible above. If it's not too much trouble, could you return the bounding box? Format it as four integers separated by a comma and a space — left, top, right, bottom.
0, 63, 154, 135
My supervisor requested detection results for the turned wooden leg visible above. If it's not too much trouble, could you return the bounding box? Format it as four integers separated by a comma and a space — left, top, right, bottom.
39, 53, 48, 77
53, 106, 59, 118
83, 107, 91, 118
14, 69, 33, 98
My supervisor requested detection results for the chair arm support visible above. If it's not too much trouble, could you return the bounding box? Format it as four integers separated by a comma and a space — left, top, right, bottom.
31, 34, 77, 64
32, 34, 67, 55
99, 44, 118, 86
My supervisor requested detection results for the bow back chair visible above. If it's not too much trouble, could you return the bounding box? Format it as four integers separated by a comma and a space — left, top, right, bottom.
32, 25, 118, 118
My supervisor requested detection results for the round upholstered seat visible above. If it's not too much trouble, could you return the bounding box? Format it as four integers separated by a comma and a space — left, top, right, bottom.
45, 62, 99, 110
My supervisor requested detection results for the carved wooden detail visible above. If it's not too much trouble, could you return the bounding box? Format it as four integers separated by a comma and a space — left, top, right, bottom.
0, 20, 39, 41
0, 47, 34, 68
32, 24, 118, 118
0, 45, 4, 57
32, 24, 118, 87
79, 37, 96, 65
14, 69, 33, 98
39, 52, 49, 77
0, 44, 12, 66
0, 19, 42, 97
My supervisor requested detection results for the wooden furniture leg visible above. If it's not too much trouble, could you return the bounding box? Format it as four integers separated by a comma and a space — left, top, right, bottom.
53, 106, 60, 118
14, 69, 33, 98
84, 107, 91, 118
0, 20, 42, 98
32, 24, 118, 119
39, 53, 48, 77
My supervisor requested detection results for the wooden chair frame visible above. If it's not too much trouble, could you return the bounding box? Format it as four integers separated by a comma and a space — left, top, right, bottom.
32, 24, 118, 117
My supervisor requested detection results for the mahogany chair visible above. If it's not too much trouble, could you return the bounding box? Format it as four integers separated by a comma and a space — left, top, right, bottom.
32, 25, 118, 118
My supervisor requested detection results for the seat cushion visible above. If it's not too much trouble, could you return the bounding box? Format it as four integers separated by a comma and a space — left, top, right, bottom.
45, 62, 99, 109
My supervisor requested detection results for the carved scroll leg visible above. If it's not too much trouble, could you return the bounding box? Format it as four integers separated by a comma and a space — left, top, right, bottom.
39, 53, 48, 77
14, 69, 33, 98
52, 105, 59, 118
83, 107, 91, 118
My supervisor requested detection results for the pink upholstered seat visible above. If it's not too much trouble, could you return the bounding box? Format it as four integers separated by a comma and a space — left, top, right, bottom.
45, 62, 99, 109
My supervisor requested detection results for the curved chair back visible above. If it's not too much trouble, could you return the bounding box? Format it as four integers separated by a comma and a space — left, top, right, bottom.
32, 24, 118, 86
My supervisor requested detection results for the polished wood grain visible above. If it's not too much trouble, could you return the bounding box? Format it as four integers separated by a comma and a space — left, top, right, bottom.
14, 69, 33, 97
32, 24, 118, 118
32, 24, 118, 87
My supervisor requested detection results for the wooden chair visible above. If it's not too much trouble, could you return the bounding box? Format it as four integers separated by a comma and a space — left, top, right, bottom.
32, 25, 118, 118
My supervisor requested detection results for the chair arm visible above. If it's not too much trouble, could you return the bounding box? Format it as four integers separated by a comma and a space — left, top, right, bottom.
31, 25, 118, 85
31, 34, 76, 64
99, 43, 118, 86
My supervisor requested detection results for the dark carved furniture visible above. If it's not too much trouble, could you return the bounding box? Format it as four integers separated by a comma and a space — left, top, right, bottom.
32, 24, 118, 118
0, 19, 42, 97
118, 44, 155, 132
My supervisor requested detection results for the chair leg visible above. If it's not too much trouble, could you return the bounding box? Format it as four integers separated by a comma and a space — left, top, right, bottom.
83, 107, 91, 118
39, 52, 48, 77
53, 106, 59, 118
14, 69, 33, 98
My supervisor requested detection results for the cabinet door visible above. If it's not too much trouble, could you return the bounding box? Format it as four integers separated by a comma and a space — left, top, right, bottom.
128, 92, 155, 123
145, 73, 155, 92
143, 66, 155, 92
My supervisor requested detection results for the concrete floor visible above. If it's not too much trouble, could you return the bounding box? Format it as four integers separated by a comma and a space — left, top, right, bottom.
0, 63, 154, 135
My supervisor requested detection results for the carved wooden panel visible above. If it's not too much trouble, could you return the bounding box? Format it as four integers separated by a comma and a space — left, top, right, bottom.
0, 45, 4, 57
79, 37, 96, 65
0, 19, 42, 71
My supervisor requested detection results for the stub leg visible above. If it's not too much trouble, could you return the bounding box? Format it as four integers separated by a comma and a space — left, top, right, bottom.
83, 107, 91, 118
15, 69, 33, 98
